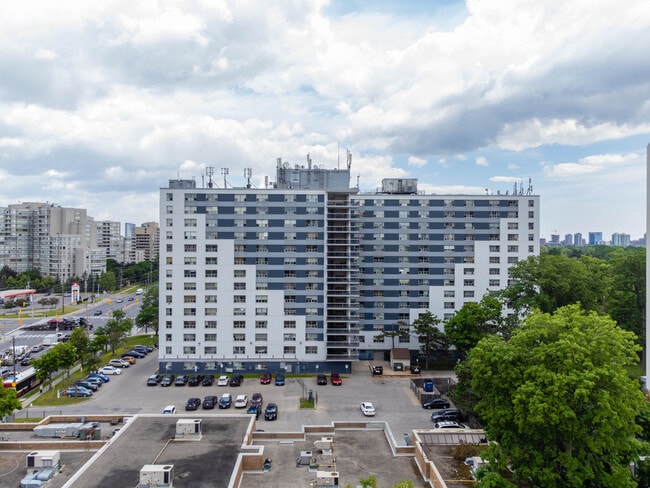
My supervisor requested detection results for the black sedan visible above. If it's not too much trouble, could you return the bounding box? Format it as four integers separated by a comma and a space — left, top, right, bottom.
203, 395, 218, 409
264, 403, 278, 420
422, 397, 451, 409
160, 375, 174, 387
202, 375, 214, 386
185, 397, 202, 411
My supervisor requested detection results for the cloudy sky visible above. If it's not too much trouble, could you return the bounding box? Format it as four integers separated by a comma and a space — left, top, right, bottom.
1, 0, 648, 240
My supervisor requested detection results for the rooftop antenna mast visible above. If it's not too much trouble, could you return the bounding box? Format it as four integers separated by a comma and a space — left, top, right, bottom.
206, 166, 214, 188
221, 167, 229, 188
244, 168, 252, 188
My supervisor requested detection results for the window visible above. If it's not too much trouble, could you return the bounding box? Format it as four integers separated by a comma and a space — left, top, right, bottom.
183, 308, 196, 316
256, 308, 268, 316
233, 346, 245, 354
234, 295, 246, 303
255, 334, 267, 342
205, 270, 218, 277
305, 346, 318, 354
234, 270, 246, 278
205, 257, 218, 265
184, 295, 196, 303
205, 308, 218, 315
233, 307, 246, 316
284, 320, 296, 329
183, 334, 196, 341
233, 334, 246, 342
233, 321, 246, 328
183, 320, 196, 329
255, 346, 268, 354
255, 321, 267, 328
184, 257, 196, 265
284, 346, 296, 354
184, 270, 196, 278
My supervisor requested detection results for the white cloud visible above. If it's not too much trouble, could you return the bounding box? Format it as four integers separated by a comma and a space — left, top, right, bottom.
475, 156, 488, 166
407, 156, 426, 167
543, 152, 639, 178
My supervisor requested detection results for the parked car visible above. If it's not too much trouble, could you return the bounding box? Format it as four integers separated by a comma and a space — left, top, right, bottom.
31, 344, 43, 353
251, 392, 263, 407
116, 298, 123, 303
123, 350, 145, 359
160, 375, 174, 387
202, 374, 214, 386
274, 373, 285, 386
65, 386, 92, 397
410, 365, 422, 374
371, 365, 383, 375
147, 374, 163, 386
109, 358, 129, 368
120, 355, 136, 364
134, 344, 153, 353
162, 405, 176, 414
185, 397, 202, 411
203, 395, 218, 409
74, 380, 98, 392
433, 421, 468, 429
247, 404, 261, 419
100, 365, 122, 375
330, 373, 342, 386
431, 408, 465, 423
217, 375, 230, 386
174, 374, 189, 386
219, 393, 232, 409
317, 374, 327, 385
132, 346, 149, 355
234, 394, 248, 408
360, 402, 376, 416
82, 377, 103, 388
264, 403, 278, 420
93, 310, 102, 316
230, 374, 243, 387
188, 375, 202, 386
422, 397, 451, 409
20, 357, 31, 366
260, 372, 272, 384
87, 372, 109, 383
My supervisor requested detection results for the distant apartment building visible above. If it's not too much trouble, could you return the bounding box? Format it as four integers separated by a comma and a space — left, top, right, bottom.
588, 232, 603, 245
0, 202, 106, 280
611, 233, 631, 247
563, 234, 573, 246
96, 220, 124, 261
158, 158, 540, 375
131, 222, 160, 263
573, 233, 585, 246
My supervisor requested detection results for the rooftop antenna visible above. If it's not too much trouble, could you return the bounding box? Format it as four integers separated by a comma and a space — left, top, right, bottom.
346, 148, 352, 170
221, 167, 229, 188
244, 168, 252, 188
206, 166, 214, 188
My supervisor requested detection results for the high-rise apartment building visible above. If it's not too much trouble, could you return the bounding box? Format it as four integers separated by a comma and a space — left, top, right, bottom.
158, 158, 539, 375
0, 202, 106, 280
132, 222, 160, 263
611, 233, 631, 247
588, 232, 603, 245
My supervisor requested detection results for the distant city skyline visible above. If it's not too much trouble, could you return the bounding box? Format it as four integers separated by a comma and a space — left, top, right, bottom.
0, 2, 647, 239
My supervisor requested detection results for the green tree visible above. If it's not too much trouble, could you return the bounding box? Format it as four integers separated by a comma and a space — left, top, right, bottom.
607, 248, 645, 342
469, 305, 645, 487
411, 311, 449, 370
97, 309, 132, 355
374, 321, 410, 349
53, 342, 77, 378
69, 327, 91, 368
444, 294, 507, 357
0, 387, 22, 417
98, 271, 117, 293
135, 285, 159, 336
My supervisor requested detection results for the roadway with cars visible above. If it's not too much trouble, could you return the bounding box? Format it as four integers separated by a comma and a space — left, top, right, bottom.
20, 348, 457, 439
0, 292, 143, 376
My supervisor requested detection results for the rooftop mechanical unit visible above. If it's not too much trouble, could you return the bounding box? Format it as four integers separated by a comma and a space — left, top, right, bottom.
139, 464, 174, 488
316, 471, 339, 486
174, 419, 202, 441
314, 436, 333, 455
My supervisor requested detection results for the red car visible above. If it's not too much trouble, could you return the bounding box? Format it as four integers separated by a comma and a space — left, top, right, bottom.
330, 373, 342, 386
260, 372, 272, 385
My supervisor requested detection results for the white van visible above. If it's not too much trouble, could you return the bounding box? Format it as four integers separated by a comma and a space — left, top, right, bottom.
162, 405, 176, 414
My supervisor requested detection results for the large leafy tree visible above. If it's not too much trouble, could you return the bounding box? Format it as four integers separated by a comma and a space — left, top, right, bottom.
444, 294, 508, 357
607, 248, 645, 342
0, 388, 22, 417
469, 305, 645, 487
374, 321, 410, 349
96, 308, 132, 354
411, 311, 449, 369
135, 285, 159, 336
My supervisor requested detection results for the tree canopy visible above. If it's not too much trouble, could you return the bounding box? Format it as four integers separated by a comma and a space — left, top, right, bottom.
469, 305, 645, 488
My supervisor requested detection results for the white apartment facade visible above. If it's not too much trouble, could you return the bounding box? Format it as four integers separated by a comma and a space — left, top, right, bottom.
158, 158, 539, 376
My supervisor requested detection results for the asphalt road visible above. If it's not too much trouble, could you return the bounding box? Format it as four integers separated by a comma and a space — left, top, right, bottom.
21, 349, 456, 442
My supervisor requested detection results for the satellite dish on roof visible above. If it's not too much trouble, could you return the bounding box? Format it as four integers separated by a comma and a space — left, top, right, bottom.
282, 162, 290, 169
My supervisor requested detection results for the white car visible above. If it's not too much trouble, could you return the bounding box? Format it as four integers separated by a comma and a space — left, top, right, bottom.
100, 365, 122, 375
234, 394, 248, 408
360, 402, 376, 416
433, 421, 468, 429
217, 375, 230, 386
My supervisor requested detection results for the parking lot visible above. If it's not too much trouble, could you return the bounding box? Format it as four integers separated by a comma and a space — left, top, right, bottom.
22, 350, 456, 440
